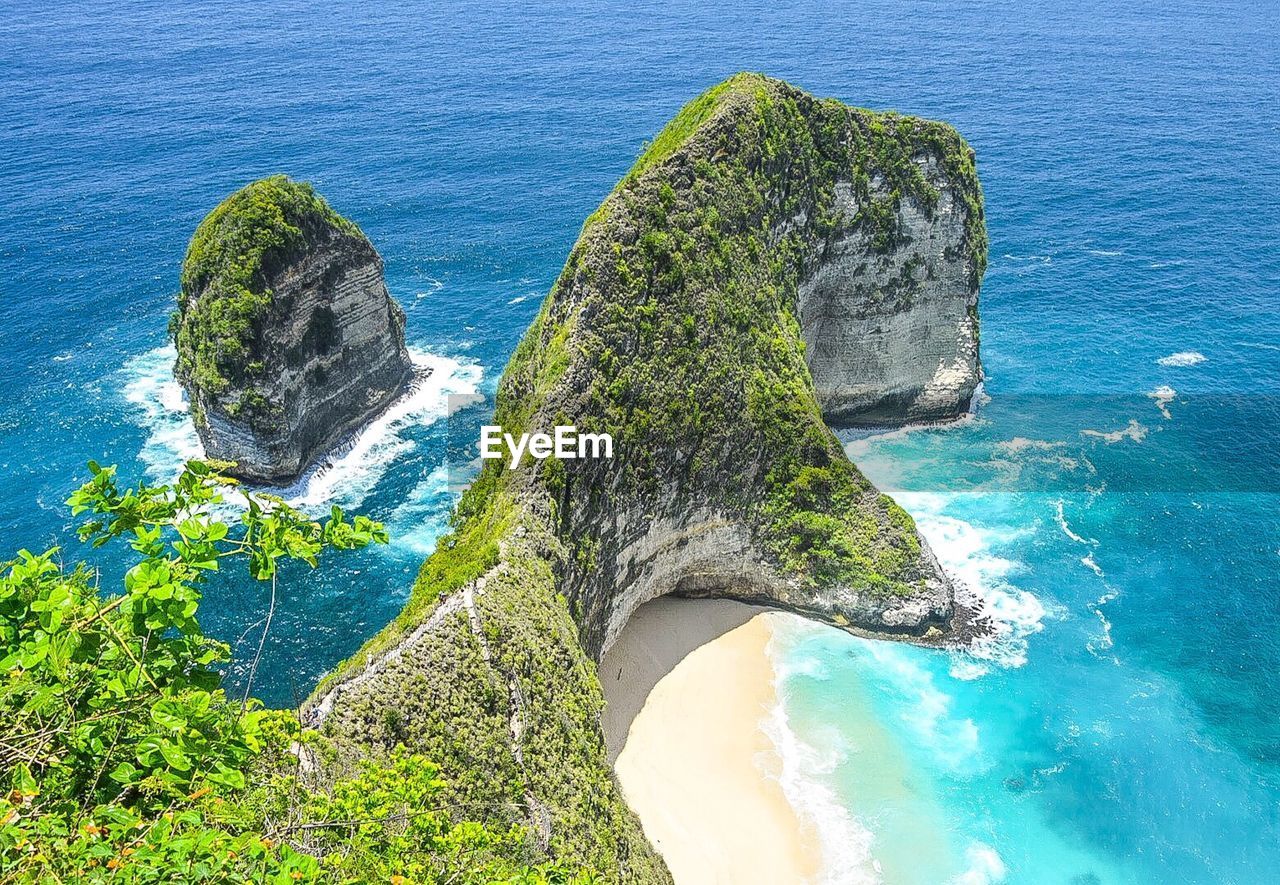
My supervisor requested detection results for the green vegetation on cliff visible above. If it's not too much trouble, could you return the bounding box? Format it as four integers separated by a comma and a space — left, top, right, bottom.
4, 73, 985, 885
310, 482, 666, 882
312, 73, 984, 885
497, 72, 982, 592
170, 175, 364, 425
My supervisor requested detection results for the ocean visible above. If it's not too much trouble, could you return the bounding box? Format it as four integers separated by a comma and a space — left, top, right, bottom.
2, 0, 1277, 881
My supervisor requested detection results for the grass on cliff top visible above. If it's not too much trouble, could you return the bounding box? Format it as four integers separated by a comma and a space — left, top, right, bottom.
171, 174, 363, 422
626, 73, 758, 179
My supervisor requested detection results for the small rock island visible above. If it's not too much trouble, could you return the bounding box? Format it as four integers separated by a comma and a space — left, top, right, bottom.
170, 175, 413, 484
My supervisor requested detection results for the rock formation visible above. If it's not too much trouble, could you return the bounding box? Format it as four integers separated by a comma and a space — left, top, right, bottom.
171, 175, 413, 484
302, 74, 987, 882
800, 151, 984, 425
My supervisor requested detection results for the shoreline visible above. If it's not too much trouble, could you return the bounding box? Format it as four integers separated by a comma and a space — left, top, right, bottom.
605, 599, 822, 884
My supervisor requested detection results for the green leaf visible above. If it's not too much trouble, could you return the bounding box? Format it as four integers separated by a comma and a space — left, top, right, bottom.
136, 736, 164, 767
151, 700, 188, 731
11, 762, 37, 795
108, 761, 141, 785
206, 764, 245, 790
158, 740, 192, 772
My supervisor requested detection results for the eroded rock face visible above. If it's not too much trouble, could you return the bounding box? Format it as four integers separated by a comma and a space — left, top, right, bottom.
581, 505, 961, 662
172, 176, 413, 484
801, 160, 983, 425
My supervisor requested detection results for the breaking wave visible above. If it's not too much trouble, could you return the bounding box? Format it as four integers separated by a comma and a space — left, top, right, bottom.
1156, 351, 1206, 367
120, 344, 481, 517
894, 492, 1049, 677
764, 626, 879, 884
121, 346, 204, 480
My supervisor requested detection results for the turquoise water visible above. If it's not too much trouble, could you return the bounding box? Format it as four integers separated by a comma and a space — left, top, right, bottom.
3, 0, 1278, 880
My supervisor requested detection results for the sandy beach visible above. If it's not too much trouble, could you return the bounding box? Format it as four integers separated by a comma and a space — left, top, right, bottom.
604, 599, 820, 884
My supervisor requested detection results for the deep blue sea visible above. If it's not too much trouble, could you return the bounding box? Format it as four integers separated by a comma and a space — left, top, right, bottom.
2, 1, 1278, 881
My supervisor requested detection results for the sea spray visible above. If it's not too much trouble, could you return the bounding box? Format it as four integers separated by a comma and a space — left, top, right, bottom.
284, 350, 481, 509
894, 491, 1048, 675
121, 346, 204, 479
843, 426, 1053, 678
385, 464, 454, 556
122, 345, 478, 504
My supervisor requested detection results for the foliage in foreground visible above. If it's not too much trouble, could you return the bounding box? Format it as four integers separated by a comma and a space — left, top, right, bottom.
0, 461, 594, 883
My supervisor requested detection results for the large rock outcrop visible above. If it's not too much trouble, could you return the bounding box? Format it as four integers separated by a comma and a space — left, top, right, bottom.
303, 74, 987, 882
800, 151, 984, 424
171, 175, 413, 484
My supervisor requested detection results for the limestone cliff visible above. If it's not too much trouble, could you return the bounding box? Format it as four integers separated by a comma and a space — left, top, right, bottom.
801, 147, 984, 425
171, 176, 413, 484
303, 74, 987, 882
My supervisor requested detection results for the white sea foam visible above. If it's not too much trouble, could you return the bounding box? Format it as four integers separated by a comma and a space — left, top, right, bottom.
760, 646, 879, 884
384, 464, 454, 555
895, 492, 1048, 674
415, 277, 445, 299
841, 413, 979, 491
948, 659, 989, 681
1148, 384, 1177, 419
1086, 589, 1119, 657
848, 427, 1054, 678
284, 350, 482, 510
1088, 608, 1114, 656
964, 583, 1049, 672
1081, 552, 1104, 577
1081, 419, 1147, 444
953, 843, 1007, 885
507, 294, 530, 304
772, 651, 831, 682
990, 438, 1080, 480
1156, 350, 1206, 367
1053, 500, 1095, 546
996, 437, 1063, 455
843, 419, 966, 459
120, 345, 481, 517
1086, 249, 1123, 257
1035, 760, 1067, 779
858, 638, 984, 772
121, 346, 205, 480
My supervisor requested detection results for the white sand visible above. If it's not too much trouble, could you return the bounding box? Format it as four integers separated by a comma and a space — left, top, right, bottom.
607, 601, 819, 884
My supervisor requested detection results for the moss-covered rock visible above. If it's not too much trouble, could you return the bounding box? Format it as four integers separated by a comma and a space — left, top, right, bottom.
172, 176, 413, 483
304, 74, 988, 881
